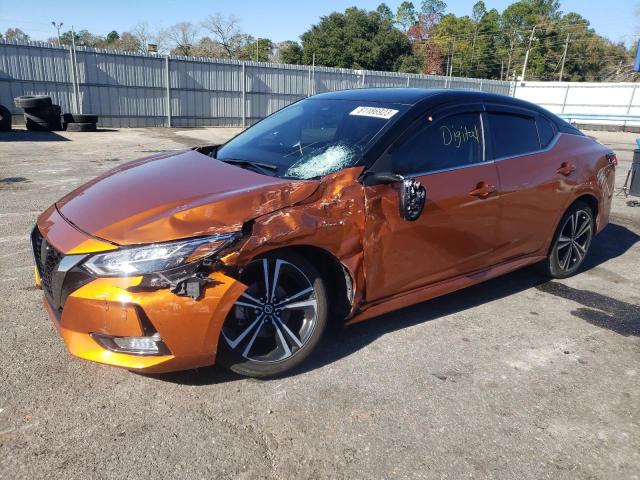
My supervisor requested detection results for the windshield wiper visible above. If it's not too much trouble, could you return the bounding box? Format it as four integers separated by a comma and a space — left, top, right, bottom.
219, 158, 279, 176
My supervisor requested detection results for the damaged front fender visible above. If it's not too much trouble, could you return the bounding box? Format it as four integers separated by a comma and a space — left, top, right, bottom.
221, 167, 368, 316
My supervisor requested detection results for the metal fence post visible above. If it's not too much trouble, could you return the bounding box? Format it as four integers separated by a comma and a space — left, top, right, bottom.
242, 62, 246, 128
561, 83, 570, 114
626, 84, 637, 115
406, 76, 410, 87
68, 46, 78, 114
165, 55, 171, 128
624, 84, 637, 130
70, 26, 82, 114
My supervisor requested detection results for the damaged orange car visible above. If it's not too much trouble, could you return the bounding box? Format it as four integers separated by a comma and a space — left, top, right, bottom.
32, 88, 617, 377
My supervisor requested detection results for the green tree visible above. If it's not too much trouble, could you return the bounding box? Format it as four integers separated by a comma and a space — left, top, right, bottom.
472, 1, 487, 23
300, 7, 413, 71
376, 3, 394, 23
59, 30, 79, 46
238, 37, 273, 62
396, 1, 417, 31
106, 31, 120, 43
279, 41, 304, 64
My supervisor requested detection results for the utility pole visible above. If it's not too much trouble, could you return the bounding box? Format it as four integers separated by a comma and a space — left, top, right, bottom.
469, 24, 480, 76
445, 42, 451, 86
521, 25, 536, 82
500, 60, 504, 81
558, 33, 570, 82
445, 38, 456, 88
51, 21, 63, 45
311, 52, 315, 95
447, 38, 456, 86
52, 21, 63, 44
255, 39, 259, 62
505, 30, 516, 81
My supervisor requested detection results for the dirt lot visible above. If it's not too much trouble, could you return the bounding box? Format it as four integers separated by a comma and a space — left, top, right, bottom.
0, 126, 638, 480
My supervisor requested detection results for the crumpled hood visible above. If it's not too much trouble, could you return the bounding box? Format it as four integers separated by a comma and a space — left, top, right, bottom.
56, 149, 320, 245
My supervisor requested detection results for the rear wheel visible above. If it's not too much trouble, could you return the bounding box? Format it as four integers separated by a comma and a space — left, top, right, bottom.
218, 251, 327, 378
542, 201, 594, 278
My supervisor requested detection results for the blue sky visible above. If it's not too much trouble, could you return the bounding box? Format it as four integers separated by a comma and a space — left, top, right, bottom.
1, 0, 637, 45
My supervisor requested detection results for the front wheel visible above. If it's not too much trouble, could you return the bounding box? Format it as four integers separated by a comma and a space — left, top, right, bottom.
542, 201, 595, 279
217, 251, 328, 378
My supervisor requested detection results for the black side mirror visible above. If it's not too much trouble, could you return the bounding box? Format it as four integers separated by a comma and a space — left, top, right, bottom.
399, 178, 426, 221
363, 171, 426, 221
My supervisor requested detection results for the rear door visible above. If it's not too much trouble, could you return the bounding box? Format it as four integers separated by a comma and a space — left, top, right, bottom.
363, 104, 502, 302
485, 104, 573, 262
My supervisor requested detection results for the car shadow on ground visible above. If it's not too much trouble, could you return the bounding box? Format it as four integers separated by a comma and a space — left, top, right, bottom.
151, 223, 639, 385
0, 130, 70, 141
0, 129, 118, 141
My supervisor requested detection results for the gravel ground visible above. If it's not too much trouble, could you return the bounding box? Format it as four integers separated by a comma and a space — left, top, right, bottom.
0, 126, 638, 480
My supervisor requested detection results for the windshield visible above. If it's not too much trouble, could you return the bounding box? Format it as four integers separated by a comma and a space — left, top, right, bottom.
216, 98, 406, 179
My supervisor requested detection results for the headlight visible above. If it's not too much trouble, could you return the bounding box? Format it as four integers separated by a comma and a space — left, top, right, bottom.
83, 232, 240, 276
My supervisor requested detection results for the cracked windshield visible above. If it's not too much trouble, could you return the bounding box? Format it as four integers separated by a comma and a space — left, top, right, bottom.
216, 99, 407, 179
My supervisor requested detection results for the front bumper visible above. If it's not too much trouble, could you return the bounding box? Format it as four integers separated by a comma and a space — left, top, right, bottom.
34, 207, 246, 373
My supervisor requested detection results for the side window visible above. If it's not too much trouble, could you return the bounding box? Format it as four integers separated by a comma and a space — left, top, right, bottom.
392, 112, 483, 175
488, 112, 540, 159
536, 115, 556, 147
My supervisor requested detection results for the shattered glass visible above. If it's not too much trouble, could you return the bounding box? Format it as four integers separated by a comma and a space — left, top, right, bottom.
285, 144, 357, 180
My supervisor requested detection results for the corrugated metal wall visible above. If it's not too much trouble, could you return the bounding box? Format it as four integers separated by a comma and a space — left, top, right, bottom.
0, 40, 512, 128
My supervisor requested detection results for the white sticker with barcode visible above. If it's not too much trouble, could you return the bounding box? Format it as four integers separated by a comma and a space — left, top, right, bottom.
349, 106, 399, 120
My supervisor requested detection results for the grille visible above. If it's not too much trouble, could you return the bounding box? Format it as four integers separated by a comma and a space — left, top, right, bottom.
31, 228, 64, 300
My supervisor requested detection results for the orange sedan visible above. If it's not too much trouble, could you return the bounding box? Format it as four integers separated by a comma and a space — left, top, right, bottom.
32, 89, 617, 377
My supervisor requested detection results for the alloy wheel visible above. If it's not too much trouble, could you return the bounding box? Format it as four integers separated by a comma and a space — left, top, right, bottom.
221, 258, 318, 363
555, 209, 592, 272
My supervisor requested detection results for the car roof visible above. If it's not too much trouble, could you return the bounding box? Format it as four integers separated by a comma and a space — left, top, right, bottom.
311, 88, 442, 104
311, 88, 544, 112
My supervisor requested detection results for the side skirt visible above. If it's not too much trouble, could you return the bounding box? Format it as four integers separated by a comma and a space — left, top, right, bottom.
346, 254, 547, 325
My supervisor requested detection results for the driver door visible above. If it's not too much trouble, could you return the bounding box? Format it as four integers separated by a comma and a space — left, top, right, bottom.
362, 105, 502, 302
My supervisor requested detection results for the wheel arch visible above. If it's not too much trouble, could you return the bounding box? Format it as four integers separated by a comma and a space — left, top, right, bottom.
573, 193, 599, 219
247, 244, 355, 326
546, 193, 599, 256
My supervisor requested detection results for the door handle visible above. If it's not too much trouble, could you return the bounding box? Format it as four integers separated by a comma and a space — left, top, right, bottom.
556, 162, 576, 176
469, 181, 496, 199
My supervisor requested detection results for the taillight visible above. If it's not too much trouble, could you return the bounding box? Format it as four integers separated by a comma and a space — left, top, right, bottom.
607, 153, 618, 168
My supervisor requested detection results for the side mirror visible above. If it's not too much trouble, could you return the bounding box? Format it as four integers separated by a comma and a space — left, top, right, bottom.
363, 171, 426, 221
399, 178, 426, 221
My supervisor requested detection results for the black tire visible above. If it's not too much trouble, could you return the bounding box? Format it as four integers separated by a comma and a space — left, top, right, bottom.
25, 116, 63, 132
540, 201, 595, 279
62, 113, 98, 124
0, 104, 11, 131
65, 122, 97, 132
14, 95, 52, 109
217, 251, 328, 378
24, 104, 61, 117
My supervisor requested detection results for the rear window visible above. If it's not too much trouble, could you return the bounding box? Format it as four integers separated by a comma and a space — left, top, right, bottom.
536, 116, 556, 147
488, 112, 540, 159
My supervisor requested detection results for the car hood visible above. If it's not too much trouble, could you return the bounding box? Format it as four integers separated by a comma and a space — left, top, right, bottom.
55, 149, 320, 245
